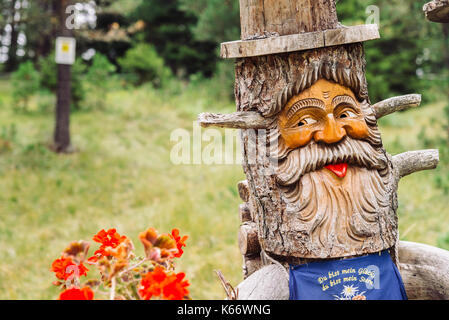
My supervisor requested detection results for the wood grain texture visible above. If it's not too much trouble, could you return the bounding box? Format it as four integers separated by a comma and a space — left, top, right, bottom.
323, 24, 379, 47
424, 0, 449, 23
239, 203, 252, 223
235, 241, 449, 300
221, 25, 379, 59
399, 241, 449, 300
198, 112, 274, 129
239, 0, 338, 39
238, 222, 261, 256
237, 180, 250, 202
221, 31, 324, 59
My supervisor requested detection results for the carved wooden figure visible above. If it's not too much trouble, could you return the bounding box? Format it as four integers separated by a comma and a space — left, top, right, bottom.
199, 0, 449, 300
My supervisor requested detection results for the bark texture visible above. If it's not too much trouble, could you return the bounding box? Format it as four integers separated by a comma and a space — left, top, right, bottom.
53, 0, 73, 153
373, 94, 422, 119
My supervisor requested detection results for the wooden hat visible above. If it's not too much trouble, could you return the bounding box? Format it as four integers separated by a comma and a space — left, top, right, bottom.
221, 0, 379, 59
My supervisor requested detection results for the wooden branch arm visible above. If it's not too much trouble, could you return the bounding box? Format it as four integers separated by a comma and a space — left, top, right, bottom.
399, 241, 449, 300
234, 241, 449, 300
423, 0, 449, 23
393, 149, 439, 179
198, 112, 273, 129
373, 94, 422, 119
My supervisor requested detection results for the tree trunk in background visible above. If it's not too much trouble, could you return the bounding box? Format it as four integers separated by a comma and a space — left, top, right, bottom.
5, 0, 19, 72
53, 0, 72, 153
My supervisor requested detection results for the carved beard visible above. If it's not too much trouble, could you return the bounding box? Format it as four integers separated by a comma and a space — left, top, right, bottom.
279, 140, 390, 256
269, 102, 394, 258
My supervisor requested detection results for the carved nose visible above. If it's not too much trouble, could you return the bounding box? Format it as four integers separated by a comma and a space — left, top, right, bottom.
314, 114, 346, 144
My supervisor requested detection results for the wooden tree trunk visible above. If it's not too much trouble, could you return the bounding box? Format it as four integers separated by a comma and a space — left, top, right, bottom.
233, 0, 397, 265
235, 47, 396, 263
53, 0, 73, 153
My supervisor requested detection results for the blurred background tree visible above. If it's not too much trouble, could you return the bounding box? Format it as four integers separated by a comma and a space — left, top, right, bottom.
0, 0, 446, 103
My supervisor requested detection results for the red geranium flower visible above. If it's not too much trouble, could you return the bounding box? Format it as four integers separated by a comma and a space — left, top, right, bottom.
170, 229, 188, 258
139, 266, 189, 300
51, 257, 88, 281
88, 228, 128, 262
59, 287, 94, 300
162, 272, 190, 300
139, 266, 167, 300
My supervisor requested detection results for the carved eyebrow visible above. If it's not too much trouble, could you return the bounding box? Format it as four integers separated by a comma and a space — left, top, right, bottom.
332, 95, 358, 108
286, 98, 325, 119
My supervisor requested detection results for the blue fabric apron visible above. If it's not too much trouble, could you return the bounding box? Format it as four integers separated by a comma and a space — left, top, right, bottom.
289, 250, 408, 300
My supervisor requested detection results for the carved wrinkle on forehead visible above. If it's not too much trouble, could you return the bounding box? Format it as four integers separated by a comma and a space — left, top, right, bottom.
286, 98, 325, 119
332, 95, 358, 108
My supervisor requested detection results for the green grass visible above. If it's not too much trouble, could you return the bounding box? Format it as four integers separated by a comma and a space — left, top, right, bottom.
379, 101, 449, 245
0, 78, 448, 299
0, 80, 244, 300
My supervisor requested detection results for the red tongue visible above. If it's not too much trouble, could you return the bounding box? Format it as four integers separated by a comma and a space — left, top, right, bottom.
325, 163, 348, 178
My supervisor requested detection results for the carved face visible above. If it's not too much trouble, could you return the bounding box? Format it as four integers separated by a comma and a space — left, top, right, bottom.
268, 79, 395, 259
278, 79, 370, 149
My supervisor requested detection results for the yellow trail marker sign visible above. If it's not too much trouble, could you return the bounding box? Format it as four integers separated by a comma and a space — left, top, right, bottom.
55, 37, 76, 65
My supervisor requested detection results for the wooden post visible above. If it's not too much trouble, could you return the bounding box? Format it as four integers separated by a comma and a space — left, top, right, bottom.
239, 0, 338, 39
53, 0, 73, 153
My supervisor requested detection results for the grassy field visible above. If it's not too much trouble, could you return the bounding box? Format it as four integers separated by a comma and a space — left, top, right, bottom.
0, 78, 448, 300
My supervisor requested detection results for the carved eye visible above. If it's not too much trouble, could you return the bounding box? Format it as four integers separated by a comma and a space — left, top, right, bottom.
339, 110, 357, 119
298, 118, 317, 127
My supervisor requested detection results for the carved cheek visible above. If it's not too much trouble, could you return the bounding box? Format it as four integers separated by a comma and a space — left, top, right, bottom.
343, 119, 370, 139
281, 129, 315, 149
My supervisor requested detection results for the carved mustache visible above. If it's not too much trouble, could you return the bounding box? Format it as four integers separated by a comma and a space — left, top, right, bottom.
275, 137, 388, 186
